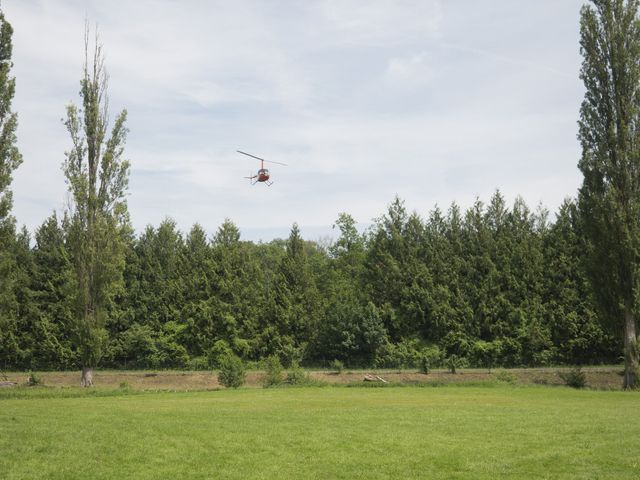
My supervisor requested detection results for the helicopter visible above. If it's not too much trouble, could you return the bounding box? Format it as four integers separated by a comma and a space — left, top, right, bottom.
237, 150, 287, 186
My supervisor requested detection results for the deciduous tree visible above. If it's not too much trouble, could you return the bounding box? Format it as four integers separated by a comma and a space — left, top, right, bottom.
577, 0, 640, 388
0, 8, 22, 370
63, 28, 130, 386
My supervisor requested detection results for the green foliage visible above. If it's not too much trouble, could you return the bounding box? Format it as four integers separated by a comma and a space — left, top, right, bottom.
27, 372, 43, 386
188, 356, 209, 371
0, 9, 23, 371
447, 354, 460, 374
217, 353, 246, 389
329, 359, 344, 374
421, 345, 443, 369
374, 338, 422, 369
559, 367, 587, 389
418, 354, 430, 374
62, 28, 130, 375
285, 362, 310, 385
262, 355, 284, 387
29, 213, 76, 370
0, 193, 624, 371
495, 370, 517, 384
577, 0, 640, 388
207, 340, 233, 369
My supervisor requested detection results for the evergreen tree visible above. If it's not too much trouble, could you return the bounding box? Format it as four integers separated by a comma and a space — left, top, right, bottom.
365, 197, 432, 341
544, 200, 616, 364
30, 213, 76, 369
312, 213, 386, 365
62, 29, 130, 386
268, 223, 320, 364
209, 219, 264, 360
180, 223, 214, 357
330, 213, 365, 279
118, 219, 186, 368
423, 205, 471, 354
577, 0, 640, 388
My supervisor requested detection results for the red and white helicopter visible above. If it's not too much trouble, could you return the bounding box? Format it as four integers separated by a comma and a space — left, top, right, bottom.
237, 150, 287, 186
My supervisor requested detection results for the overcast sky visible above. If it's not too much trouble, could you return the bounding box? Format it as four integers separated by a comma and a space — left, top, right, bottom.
5, 0, 586, 241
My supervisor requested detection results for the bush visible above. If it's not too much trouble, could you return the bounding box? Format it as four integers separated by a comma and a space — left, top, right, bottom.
495, 370, 517, 384
188, 356, 209, 371
119, 381, 131, 390
374, 339, 422, 369
421, 345, 443, 369
262, 355, 284, 387
470, 340, 501, 370
217, 354, 246, 389
329, 359, 344, 374
27, 372, 44, 386
418, 354, 430, 375
559, 366, 587, 389
447, 355, 459, 374
276, 343, 305, 368
208, 340, 233, 369
286, 362, 310, 385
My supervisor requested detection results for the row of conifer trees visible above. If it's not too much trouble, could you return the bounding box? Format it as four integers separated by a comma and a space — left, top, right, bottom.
0, 192, 619, 371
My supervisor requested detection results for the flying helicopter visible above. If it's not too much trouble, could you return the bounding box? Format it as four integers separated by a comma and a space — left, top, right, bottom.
237, 150, 287, 186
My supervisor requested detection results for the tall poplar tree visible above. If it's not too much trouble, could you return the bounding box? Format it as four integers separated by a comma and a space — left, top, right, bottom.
63, 28, 130, 386
0, 9, 22, 369
578, 0, 640, 388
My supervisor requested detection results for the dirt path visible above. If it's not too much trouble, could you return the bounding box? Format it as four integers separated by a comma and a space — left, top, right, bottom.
2, 367, 624, 390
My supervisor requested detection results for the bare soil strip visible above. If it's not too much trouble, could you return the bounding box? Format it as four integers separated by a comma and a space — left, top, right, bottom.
2, 367, 624, 390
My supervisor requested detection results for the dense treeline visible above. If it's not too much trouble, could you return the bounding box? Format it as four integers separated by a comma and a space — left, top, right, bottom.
0, 3, 634, 375
0, 192, 619, 371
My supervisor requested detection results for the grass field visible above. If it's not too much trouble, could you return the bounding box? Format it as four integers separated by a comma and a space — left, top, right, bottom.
1, 384, 639, 479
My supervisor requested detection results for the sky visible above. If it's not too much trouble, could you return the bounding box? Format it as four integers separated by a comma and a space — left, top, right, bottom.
5, 0, 587, 242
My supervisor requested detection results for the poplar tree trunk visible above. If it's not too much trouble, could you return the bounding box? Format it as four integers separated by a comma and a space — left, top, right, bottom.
80, 367, 93, 387
623, 308, 638, 389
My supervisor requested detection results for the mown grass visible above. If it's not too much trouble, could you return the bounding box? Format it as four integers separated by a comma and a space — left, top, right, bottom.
1, 385, 639, 479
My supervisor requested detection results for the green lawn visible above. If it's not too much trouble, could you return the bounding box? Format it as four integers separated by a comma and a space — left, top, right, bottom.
1, 385, 638, 479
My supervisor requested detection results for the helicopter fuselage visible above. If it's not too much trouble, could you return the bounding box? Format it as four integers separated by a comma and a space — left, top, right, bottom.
256, 168, 270, 182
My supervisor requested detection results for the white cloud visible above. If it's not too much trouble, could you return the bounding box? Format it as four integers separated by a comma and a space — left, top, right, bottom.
385, 52, 434, 85
319, 0, 443, 45
4, 0, 586, 240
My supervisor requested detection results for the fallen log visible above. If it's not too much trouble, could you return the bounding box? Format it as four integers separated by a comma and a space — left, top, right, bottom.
363, 374, 388, 383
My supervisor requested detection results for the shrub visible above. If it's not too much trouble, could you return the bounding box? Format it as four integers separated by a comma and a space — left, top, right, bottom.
262, 355, 284, 387
188, 356, 209, 371
419, 354, 430, 375
217, 354, 246, 389
27, 372, 44, 386
119, 381, 131, 390
495, 370, 518, 384
447, 355, 459, 374
276, 343, 304, 368
559, 366, 587, 389
208, 340, 233, 369
470, 340, 502, 370
329, 359, 344, 374
286, 362, 310, 385
374, 339, 422, 369
421, 345, 443, 369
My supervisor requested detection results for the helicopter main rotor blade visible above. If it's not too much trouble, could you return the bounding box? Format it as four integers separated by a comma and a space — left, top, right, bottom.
237, 150, 288, 166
